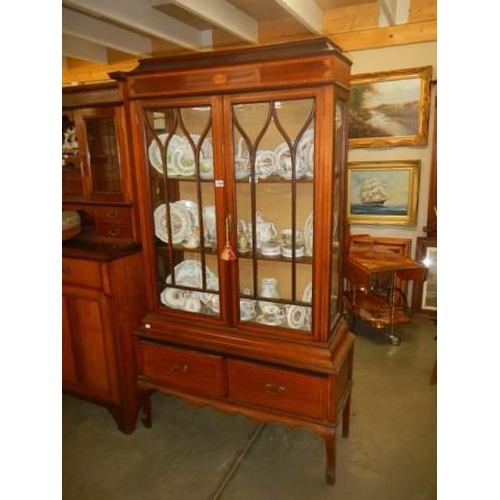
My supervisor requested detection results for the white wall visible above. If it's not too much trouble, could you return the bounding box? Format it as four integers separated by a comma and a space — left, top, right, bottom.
345, 41, 437, 257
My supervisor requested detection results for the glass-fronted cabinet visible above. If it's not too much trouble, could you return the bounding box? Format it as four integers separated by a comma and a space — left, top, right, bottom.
122, 37, 354, 486
139, 91, 347, 340
62, 82, 137, 241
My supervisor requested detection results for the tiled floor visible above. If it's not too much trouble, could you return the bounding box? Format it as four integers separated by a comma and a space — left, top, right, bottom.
62, 314, 437, 500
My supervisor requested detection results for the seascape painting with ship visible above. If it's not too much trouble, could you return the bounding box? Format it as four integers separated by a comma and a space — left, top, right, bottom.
349, 170, 410, 217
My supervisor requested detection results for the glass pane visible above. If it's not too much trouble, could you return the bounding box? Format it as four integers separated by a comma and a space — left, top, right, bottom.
330, 100, 347, 326
232, 98, 314, 332
62, 112, 83, 198
85, 117, 121, 193
144, 105, 220, 318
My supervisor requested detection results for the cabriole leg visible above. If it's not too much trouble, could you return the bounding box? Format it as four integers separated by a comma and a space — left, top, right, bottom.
322, 428, 337, 485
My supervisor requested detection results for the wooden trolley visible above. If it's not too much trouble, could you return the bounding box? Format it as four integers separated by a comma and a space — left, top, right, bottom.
343, 241, 428, 345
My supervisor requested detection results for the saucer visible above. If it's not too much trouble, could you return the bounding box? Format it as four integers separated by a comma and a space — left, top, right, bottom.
256, 314, 286, 326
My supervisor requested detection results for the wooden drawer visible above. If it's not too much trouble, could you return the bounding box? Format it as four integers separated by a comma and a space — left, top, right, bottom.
228, 359, 328, 420
136, 341, 225, 398
62, 258, 101, 289
96, 221, 133, 240
95, 206, 132, 224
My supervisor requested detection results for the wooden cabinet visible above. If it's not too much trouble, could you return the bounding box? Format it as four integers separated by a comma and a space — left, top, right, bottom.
62, 82, 138, 241
114, 37, 354, 485
62, 251, 146, 433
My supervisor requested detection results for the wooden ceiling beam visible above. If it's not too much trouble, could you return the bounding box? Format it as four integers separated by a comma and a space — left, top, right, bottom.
379, 0, 411, 26
167, 0, 258, 43
63, 0, 212, 50
62, 7, 152, 56
62, 33, 108, 64
272, 0, 323, 33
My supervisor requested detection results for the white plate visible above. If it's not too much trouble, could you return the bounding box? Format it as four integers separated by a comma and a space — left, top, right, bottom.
256, 314, 286, 326
302, 282, 312, 303
160, 287, 188, 309
298, 129, 314, 178
255, 150, 277, 178
148, 134, 213, 176
153, 202, 192, 244
166, 260, 219, 290
148, 133, 168, 173
275, 142, 305, 180
304, 212, 313, 257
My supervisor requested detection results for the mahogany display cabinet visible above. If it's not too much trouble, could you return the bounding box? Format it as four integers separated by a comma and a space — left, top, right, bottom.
112, 37, 355, 485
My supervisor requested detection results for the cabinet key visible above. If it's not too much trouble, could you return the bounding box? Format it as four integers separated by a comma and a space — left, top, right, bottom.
264, 383, 286, 395
170, 362, 188, 373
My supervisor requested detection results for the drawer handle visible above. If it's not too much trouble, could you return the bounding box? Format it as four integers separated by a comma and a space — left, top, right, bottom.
106, 210, 118, 219
108, 227, 120, 236
170, 362, 188, 374
264, 383, 286, 395
62, 266, 70, 275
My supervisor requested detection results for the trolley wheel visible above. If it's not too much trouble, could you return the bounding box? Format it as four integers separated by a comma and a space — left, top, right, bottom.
388, 333, 401, 346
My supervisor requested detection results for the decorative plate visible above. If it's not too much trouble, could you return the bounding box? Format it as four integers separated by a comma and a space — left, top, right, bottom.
160, 287, 188, 309
302, 282, 312, 303
256, 314, 286, 326
304, 212, 313, 257
255, 150, 277, 178
166, 260, 219, 290
148, 133, 168, 173
153, 202, 192, 244
297, 129, 314, 178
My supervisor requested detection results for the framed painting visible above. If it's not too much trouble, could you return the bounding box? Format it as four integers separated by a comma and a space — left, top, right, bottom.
348, 66, 432, 148
411, 237, 437, 315
347, 160, 420, 225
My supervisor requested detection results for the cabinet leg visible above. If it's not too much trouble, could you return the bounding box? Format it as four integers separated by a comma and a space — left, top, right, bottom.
342, 394, 351, 438
140, 392, 152, 428
322, 429, 337, 485
108, 407, 136, 435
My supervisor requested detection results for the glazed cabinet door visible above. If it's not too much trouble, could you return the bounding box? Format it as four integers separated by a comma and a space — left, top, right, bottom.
72, 107, 128, 202
62, 286, 119, 403
62, 110, 84, 200
135, 97, 227, 321
225, 89, 348, 341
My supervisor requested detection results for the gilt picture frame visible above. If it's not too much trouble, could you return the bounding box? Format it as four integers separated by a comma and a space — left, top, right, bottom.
411, 237, 437, 314
348, 66, 432, 148
347, 160, 420, 225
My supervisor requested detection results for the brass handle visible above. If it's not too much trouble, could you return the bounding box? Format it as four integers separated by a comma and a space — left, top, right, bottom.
108, 227, 120, 236
106, 210, 118, 219
264, 383, 286, 395
170, 362, 188, 374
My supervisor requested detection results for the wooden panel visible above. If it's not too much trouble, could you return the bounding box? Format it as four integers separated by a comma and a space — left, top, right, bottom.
70, 294, 114, 397
62, 257, 102, 289
62, 295, 79, 385
136, 342, 225, 398
227, 359, 328, 420
127, 56, 351, 98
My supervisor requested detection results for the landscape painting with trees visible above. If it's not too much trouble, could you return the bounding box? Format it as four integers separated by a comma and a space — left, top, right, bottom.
348, 66, 432, 148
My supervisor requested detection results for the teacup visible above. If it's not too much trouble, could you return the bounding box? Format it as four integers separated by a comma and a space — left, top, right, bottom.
260, 304, 281, 316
